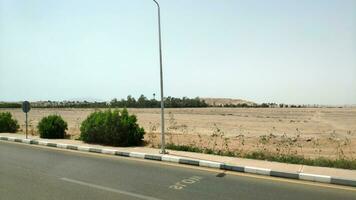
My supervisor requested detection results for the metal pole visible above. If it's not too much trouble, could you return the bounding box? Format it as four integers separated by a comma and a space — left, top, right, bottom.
25, 112, 28, 139
153, 0, 166, 154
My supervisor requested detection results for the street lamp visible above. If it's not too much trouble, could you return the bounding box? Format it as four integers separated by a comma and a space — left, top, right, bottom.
152, 0, 166, 154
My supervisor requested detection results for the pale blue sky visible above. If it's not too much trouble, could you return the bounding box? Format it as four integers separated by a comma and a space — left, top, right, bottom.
0, 0, 355, 104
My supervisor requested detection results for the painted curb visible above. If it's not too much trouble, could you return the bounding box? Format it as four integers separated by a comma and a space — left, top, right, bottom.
162, 155, 180, 163
245, 166, 271, 176
1, 136, 355, 188
102, 149, 117, 155
270, 171, 299, 179
199, 160, 221, 169
144, 154, 162, 161
299, 173, 331, 183
179, 158, 200, 166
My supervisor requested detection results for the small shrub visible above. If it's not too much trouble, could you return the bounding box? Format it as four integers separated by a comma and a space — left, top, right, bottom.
80, 109, 145, 146
37, 115, 68, 139
166, 143, 203, 153
0, 112, 19, 133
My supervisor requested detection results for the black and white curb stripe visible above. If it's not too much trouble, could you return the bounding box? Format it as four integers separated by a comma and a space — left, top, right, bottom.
1, 136, 355, 188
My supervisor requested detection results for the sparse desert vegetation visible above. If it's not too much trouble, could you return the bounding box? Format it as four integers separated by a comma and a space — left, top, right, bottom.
1, 107, 356, 162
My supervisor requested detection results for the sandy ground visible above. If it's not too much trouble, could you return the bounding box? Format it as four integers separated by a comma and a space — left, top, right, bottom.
1, 107, 356, 159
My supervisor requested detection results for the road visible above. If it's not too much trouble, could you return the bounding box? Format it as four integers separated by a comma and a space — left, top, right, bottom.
0, 141, 355, 200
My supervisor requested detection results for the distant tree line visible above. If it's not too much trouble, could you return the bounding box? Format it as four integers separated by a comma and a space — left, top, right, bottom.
33, 101, 107, 108
0, 96, 322, 109
109, 95, 208, 108
0, 103, 21, 108
0, 95, 208, 109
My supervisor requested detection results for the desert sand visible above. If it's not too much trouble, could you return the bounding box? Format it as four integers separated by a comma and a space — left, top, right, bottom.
1, 107, 355, 159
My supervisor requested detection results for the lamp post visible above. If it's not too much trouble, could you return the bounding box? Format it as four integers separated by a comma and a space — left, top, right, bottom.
152, 0, 166, 154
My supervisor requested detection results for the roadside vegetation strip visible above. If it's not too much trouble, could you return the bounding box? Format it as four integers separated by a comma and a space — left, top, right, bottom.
1, 135, 356, 188
166, 143, 356, 170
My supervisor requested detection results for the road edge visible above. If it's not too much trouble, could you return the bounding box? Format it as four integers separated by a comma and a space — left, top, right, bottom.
1, 136, 355, 188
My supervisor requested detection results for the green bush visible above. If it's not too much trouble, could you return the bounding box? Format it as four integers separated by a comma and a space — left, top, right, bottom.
37, 115, 68, 139
80, 109, 145, 146
0, 112, 19, 133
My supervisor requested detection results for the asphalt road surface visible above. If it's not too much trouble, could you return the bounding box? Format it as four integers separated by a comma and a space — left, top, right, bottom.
0, 141, 355, 200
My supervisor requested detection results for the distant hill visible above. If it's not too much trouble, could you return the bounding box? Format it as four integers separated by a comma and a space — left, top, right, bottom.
201, 98, 256, 107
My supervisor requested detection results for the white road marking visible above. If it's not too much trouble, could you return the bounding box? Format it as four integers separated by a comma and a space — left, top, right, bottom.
60, 177, 162, 200
169, 176, 203, 190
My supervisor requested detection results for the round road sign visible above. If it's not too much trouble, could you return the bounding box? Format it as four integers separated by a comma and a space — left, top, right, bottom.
22, 101, 31, 113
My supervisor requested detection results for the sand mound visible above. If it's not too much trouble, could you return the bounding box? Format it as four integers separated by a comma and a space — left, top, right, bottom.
201, 98, 256, 106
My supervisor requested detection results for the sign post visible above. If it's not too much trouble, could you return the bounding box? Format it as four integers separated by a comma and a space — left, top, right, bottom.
22, 101, 31, 139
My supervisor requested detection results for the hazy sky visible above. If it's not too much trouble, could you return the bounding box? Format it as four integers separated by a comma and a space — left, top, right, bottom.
1, 0, 355, 104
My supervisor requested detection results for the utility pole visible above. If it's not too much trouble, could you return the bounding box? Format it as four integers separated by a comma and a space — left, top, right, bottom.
152, 0, 166, 154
